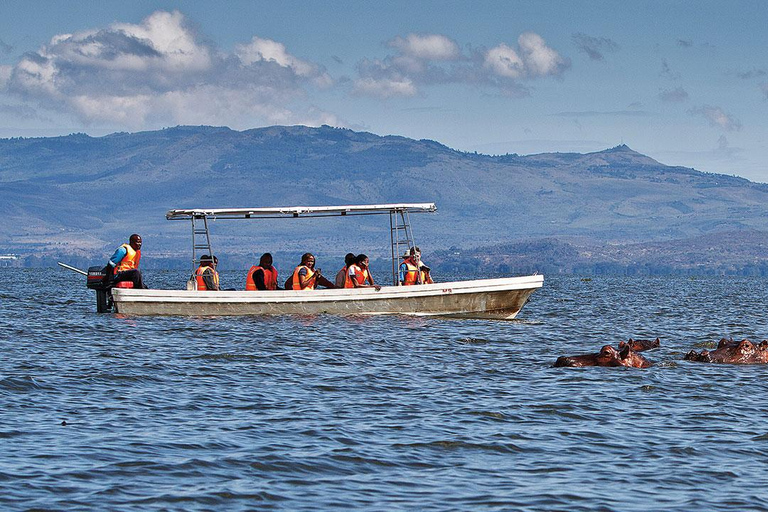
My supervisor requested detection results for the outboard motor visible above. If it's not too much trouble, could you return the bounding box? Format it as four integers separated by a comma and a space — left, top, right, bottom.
86, 266, 112, 313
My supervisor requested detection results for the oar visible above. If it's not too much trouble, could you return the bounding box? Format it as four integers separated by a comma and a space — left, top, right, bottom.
57, 262, 88, 276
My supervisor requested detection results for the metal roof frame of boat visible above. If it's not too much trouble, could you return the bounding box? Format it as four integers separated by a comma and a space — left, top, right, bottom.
166, 203, 437, 220
166, 203, 437, 285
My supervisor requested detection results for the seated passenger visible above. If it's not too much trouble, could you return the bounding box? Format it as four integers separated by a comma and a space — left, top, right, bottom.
195, 254, 220, 291
335, 253, 356, 288
290, 253, 336, 290
346, 254, 381, 290
104, 233, 148, 289
399, 246, 433, 286
246, 253, 279, 290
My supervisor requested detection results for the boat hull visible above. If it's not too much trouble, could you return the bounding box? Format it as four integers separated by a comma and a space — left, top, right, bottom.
111, 275, 543, 319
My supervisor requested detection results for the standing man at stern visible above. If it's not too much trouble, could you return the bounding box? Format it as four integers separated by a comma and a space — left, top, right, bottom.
105, 234, 148, 289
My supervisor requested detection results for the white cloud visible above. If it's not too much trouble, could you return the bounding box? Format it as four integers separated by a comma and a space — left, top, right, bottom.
4, 10, 335, 128
353, 76, 417, 98
484, 44, 524, 78
355, 31, 568, 98
235, 36, 332, 87
688, 105, 742, 131
388, 34, 460, 61
517, 32, 568, 77
484, 34, 568, 79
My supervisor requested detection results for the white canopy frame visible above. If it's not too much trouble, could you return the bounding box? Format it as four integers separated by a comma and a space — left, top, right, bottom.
166, 203, 438, 285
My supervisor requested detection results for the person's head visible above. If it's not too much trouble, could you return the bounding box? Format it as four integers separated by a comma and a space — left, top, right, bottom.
213, 255, 218, 268
129, 234, 142, 251
301, 253, 315, 268
200, 254, 213, 267
355, 254, 369, 267
409, 246, 421, 259
259, 252, 273, 267
344, 253, 356, 267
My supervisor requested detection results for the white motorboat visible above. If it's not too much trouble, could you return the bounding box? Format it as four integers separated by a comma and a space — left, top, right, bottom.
104, 203, 543, 318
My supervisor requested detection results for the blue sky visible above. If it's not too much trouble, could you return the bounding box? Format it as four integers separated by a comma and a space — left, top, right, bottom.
1, 0, 767, 181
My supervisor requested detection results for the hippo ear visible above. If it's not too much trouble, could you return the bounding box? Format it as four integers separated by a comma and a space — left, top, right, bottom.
653, 338, 660, 347
718, 338, 729, 348
619, 344, 631, 359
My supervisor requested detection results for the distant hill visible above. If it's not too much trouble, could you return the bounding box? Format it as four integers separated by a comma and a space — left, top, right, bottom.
2, 125, 768, 273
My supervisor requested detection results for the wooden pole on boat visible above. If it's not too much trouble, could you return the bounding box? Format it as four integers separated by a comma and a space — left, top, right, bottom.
57, 262, 88, 276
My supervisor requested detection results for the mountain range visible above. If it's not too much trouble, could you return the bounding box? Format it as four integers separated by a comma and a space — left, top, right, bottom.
2, 125, 768, 274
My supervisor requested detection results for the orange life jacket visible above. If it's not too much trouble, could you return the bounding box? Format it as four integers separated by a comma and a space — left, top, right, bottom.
114, 244, 141, 273
195, 265, 219, 291
401, 258, 420, 285
246, 265, 278, 290
292, 265, 316, 290
345, 264, 369, 288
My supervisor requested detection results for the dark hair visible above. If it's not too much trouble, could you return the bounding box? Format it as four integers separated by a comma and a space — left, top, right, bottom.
260, 253, 273, 266
301, 253, 315, 265
355, 254, 369, 265
345, 253, 356, 266
409, 246, 421, 255
200, 254, 212, 262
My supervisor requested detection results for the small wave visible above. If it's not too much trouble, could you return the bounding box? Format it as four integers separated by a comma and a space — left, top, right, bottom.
524, 466, 571, 474
458, 337, 490, 344
0, 430, 26, 439
467, 411, 506, 420
0, 375, 43, 392
79, 373, 165, 384
184, 353, 263, 361
250, 458, 357, 476
330, 453, 398, 468
392, 440, 522, 453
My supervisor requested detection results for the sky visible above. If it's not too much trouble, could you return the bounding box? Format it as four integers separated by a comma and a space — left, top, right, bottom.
1, 0, 767, 181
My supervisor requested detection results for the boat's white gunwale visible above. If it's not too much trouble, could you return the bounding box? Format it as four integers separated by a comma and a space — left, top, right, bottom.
112, 275, 543, 304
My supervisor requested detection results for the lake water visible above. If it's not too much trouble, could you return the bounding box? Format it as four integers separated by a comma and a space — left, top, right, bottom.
2, 268, 768, 511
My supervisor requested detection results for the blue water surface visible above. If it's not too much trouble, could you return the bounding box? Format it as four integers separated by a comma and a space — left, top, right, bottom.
1, 269, 768, 511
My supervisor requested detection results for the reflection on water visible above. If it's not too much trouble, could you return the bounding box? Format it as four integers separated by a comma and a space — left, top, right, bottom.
2, 269, 768, 511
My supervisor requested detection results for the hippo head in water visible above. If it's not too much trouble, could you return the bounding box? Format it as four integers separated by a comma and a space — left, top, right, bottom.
684, 338, 768, 364
618, 337, 660, 352
554, 344, 652, 368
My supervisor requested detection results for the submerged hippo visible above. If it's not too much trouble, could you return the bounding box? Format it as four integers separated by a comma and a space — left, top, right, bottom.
554, 344, 652, 368
684, 338, 768, 364
618, 337, 660, 352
